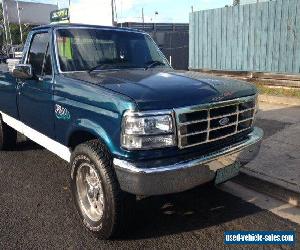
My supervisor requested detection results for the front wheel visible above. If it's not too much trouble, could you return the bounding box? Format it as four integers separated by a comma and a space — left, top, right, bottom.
70, 140, 135, 239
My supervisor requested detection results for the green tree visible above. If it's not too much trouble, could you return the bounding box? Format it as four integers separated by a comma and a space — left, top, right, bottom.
0, 4, 34, 47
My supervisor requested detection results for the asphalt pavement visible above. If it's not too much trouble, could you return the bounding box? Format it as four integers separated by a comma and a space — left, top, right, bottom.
0, 137, 299, 249
242, 103, 300, 196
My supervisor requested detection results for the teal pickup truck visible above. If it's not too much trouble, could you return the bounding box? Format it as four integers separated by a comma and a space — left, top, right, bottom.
0, 24, 263, 239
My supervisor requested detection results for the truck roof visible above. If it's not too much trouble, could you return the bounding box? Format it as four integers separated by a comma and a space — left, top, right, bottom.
32, 23, 143, 33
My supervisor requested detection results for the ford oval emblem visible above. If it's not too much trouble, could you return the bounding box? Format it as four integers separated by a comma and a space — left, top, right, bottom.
219, 117, 230, 126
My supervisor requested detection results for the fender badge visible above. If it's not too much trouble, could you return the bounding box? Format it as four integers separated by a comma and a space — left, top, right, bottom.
55, 104, 71, 120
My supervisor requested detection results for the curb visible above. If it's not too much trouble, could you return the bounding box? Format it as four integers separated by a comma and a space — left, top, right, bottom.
258, 94, 300, 106
232, 172, 300, 207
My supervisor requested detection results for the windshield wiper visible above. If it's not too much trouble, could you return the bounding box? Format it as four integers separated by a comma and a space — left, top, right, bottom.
144, 60, 166, 70
88, 64, 114, 73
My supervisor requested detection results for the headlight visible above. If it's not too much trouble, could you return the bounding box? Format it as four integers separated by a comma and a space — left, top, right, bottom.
121, 111, 176, 150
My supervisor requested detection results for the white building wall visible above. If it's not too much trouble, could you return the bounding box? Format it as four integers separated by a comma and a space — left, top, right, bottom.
69, 0, 113, 26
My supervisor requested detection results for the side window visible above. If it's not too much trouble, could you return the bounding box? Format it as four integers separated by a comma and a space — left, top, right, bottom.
28, 32, 52, 76
43, 45, 52, 76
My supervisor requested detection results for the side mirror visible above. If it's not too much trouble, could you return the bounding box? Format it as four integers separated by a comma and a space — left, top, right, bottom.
12, 64, 33, 79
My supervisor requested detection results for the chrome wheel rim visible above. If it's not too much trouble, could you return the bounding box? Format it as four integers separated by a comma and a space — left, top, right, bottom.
76, 163, 104, 222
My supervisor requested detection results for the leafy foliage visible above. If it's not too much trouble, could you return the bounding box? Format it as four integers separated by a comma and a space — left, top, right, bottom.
0, 4, 35, 48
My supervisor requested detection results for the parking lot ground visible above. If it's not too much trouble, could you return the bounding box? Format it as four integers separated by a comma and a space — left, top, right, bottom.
237, 102, 300, 205
0, 139, 299, 249
221, 182, 300, 225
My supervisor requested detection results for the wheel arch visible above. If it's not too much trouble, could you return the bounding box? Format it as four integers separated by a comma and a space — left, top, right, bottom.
68, 130, 98, 150
67, 119, 116, 153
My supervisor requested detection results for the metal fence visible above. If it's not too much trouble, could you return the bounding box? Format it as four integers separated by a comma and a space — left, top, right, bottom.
150, 30, 189, 70
119, 22, 189, 70
119, 22, 189, 32
189, 0, 300, 74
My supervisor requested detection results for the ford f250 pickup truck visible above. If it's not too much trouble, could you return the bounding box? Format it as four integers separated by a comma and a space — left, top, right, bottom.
0, 24, 263, 239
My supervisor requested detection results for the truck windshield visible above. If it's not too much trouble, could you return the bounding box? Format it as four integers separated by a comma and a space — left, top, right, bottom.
56, 28, 169, 72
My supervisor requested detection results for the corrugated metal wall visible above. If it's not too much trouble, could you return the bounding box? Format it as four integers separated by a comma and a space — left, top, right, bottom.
189, 0, 300, 74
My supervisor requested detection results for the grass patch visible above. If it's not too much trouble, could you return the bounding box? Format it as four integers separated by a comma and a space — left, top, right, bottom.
254, 83, 300, 99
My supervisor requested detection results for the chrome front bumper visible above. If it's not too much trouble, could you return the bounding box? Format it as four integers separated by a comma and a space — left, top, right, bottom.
113, 127, 263, 195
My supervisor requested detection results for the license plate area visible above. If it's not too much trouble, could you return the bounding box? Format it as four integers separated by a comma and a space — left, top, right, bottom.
215, 162, 241, 185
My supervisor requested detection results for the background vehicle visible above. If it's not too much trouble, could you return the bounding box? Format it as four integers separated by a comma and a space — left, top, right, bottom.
8, 44, 23, 59
0, 24, 263, 239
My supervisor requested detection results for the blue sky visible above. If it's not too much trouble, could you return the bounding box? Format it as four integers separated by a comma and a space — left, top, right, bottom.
23, 0, 232, 23
117, 0, 232, 23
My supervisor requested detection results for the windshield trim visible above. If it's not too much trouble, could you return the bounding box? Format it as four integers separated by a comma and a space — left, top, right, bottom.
62, 67, 147, 74
53, 26, 170, 74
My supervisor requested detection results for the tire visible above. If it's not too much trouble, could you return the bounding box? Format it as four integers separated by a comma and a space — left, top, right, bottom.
70, 140, 135, 239
0, 115, 17, 150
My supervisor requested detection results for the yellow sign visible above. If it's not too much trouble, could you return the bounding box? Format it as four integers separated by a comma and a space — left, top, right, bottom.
50, 8, 69, 23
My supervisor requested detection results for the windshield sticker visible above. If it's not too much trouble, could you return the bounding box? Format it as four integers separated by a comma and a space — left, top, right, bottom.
57, 36, 73, 60
55, 104, 71, 120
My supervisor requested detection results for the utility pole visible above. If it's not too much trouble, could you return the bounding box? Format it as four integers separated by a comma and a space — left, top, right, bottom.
4, 0, 12, 46
68, 0, 71, 22
142, 8, 144, 28
16, 0, 24, 44
2, 0, 9, 49
111, 0, 115, 26
154, 11, 158, 24
114, 0, 117, 24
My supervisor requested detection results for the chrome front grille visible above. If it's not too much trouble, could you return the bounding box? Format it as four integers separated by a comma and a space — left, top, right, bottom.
175, 96, 257, 149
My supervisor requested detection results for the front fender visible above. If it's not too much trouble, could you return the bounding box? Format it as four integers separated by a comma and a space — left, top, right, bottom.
66, 118, 118, 154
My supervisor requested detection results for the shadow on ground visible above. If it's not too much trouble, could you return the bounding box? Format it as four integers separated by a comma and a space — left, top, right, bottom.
255, 118, 291, 139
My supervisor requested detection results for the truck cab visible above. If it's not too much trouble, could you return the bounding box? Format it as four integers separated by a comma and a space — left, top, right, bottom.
0, 24, 263, 239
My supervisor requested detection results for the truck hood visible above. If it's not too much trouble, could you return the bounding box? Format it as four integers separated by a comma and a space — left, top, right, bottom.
64, 69, 256, 110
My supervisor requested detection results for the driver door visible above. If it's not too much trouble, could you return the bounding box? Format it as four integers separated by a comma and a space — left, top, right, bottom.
17, 31, 55, 139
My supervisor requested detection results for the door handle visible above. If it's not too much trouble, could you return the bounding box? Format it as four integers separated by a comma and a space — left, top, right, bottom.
16, 79, 26, 90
